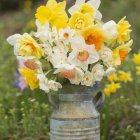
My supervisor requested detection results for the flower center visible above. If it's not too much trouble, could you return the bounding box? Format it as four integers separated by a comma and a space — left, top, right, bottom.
24, 60, 38, 70
75, 17, 85, 29
63, 33, 69, 38
85, 34, 95, 45
85, 34, 102, 51
119, 50, 128, 63
85, 76, 89, 81
26, 42, 35, 50
21, 42, 35, 54
77, 50, 89, 62
60, 69, 75, 79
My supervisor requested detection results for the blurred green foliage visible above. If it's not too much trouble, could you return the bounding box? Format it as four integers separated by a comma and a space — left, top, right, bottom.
0, 0, 21, 11
0, 0, 44, 11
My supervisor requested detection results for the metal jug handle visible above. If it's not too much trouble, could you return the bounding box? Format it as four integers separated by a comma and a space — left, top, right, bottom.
93, 91, 105, 110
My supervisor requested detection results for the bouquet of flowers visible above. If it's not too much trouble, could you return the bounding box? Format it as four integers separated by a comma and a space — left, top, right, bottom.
7, 0, 133, 93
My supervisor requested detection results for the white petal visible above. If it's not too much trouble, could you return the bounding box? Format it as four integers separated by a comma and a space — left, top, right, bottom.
70, 36, 85, 49
17, 56, 35, 61
88, 0, 101, 9
103, 20, 118, 39
89, 50, 100, 63
35, 20, 41, 29
55, 64, 75, 70
7, 34, 21, 46
68, 0, 85, 15
92, 64, 105, 81
95, 10, 102, 20
75, 67, 84, 76
105, 67, 116, 76
75, 0, 85, 5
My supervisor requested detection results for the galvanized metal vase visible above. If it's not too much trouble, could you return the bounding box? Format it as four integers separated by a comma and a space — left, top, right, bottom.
50, 85, 104, 140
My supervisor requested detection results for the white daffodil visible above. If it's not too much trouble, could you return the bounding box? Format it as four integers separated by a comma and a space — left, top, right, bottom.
68, 36, 99, 71
103, 20, 118, 41
81, 71, 95, 86
47, 43, 68, 66
59, 27, 75, 44
69, 0, 102, 20
105, 67, 116, 76
99, 46, 113, 65
35, 20, 51, 43
42, 44, 53, 57
51, 26, 59, 43
42, 42, 68, 66
37, 73, 50, 93
48, 80, 62, 91
92, 64, 105, 81
54, 64, 84, 85
35, 20, 59, 45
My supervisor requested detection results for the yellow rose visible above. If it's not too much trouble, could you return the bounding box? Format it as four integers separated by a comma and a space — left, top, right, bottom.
69, 12, 93, 30
18, 33, 44, 58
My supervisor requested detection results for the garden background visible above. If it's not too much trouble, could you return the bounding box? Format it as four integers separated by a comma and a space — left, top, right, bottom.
0, 0, 140, 139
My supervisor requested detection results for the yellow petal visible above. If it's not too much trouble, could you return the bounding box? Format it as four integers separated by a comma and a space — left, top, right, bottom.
47, 0, 57, 7
69, 12, 93, 30
56, 1, 66, 10
35, 6, 52, 24
19, 68, 39, 90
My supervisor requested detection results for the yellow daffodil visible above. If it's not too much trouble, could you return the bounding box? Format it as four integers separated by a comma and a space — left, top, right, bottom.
133, 53, 140, 65
136, 66, 140, 75
69, 12, 93, 30
78, 4, 95, 19
107, 73, 118, 82
35, 0, 68, 29
19, 68, 39, 90
118, 71, 132, 83
18, 33, 44, 58
113, 40, 133, 66
82, 25, 105, 51
104, 82, 121, 96
117, 17, 131, 44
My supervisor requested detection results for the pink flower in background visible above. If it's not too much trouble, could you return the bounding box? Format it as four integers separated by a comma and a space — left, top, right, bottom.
18, 61, 25, 68
14, 71, 28, 92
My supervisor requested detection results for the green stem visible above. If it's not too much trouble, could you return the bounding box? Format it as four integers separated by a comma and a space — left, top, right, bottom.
102, 96, 110, 140
45, 69, 53, 76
